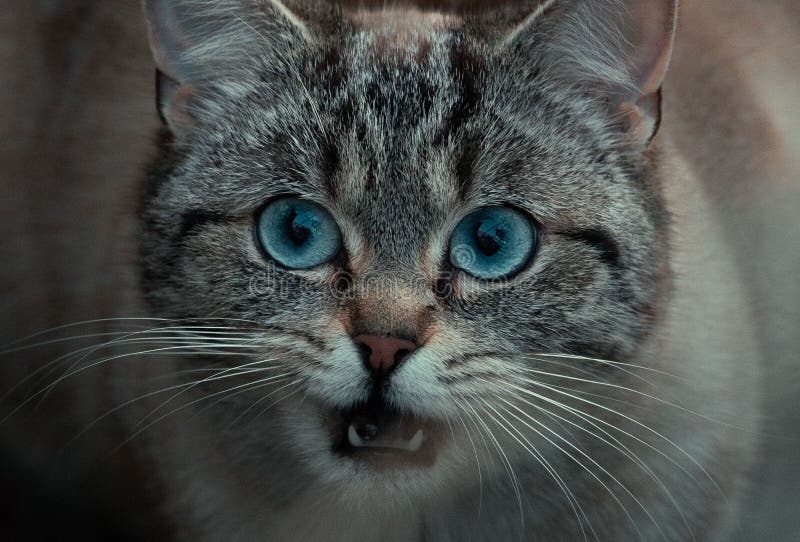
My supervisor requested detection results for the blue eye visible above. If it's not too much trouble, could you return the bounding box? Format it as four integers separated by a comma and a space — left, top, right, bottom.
256, 197, 342, 269
449, 206, 537, 279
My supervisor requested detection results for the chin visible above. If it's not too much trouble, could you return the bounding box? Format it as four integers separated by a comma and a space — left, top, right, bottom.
283, 392, 470, 500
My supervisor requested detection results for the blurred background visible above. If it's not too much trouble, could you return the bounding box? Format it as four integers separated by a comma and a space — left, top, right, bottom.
1, 1, 798, 540
1, 2, 164, 539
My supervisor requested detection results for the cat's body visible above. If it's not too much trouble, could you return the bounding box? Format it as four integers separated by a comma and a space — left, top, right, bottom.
1, 1, 799, 541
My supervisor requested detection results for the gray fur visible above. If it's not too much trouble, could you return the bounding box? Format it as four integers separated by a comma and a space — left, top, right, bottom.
133, 1, 759, 540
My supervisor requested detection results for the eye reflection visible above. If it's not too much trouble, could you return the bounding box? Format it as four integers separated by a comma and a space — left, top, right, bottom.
449, 206, 537, 280
256, 197, 342, 269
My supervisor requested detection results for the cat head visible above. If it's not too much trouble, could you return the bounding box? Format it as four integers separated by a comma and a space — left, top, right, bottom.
139, 0, 676, 499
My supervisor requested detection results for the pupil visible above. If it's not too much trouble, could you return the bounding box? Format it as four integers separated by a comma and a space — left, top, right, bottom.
287, 210, 313, 246
475, 221, 504, 257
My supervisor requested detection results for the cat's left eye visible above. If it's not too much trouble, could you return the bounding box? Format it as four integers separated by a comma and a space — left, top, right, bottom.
256, 197, 342, 269
449, 206, 537, 280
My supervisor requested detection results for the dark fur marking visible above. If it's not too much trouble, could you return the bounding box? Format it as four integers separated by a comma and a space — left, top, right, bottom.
453, 136, 479, 201
559, 228, 622, 267
262, 324, 330, 352
179, 210, 230, 239
315, 45, 344, 89
438, 370, 501, 385
432, 36, 484, 199
442, 351, 496, 369
364, 162, 377, 192
320, 139, 341, 198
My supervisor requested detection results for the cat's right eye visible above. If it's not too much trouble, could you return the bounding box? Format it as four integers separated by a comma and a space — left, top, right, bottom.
256, 197, 342, 269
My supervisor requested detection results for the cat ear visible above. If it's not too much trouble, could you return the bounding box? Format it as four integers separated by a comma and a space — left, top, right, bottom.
142, 0, 312, 135
506, 0, 678, 149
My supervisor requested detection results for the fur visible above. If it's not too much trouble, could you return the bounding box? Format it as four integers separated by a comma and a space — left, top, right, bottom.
2, 0, 799, 540
134, 1, 753, 540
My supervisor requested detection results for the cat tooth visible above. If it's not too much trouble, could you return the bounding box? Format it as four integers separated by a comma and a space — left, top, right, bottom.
348, 424, 365, 448
407, 429, 424, 452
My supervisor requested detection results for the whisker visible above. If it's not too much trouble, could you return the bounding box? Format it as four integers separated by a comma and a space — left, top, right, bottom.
491, 397, 662, 540
515, 367, 748, 438
527, 356, 656, 389
242, 379, 306, 426
452, 401, 484, 516
504, 378, 723, 500
2, 317, 263, 349
1, 326, 264, 405
147, 365, 288, 380
460, 399, 527, 534
131, 356, 286, 429
459, 401, 496, 488
112, 373, 296, 455
500, 387, 695, 540
507, 378, 707, 496
41, 332, 265, 389
66, 362, 282, 447
227, 377, 303, 426
472, 398, 594, 542
0, 327, 261, 356
546, 382, 658, 412
1, 317, 173, 349
1, 339, 273, 426
525, 352, 685, 381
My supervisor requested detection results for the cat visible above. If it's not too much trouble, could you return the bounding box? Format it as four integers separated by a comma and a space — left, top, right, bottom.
2, 0, 799, 540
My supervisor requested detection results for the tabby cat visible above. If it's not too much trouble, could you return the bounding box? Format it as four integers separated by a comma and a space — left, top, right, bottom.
4, 0, 800, 540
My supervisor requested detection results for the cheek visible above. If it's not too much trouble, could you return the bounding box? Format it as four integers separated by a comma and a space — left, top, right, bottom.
385, 327, 489, 416
444, 286, 550, 354
306, 335, 370, 409
388, 348, 453, 416
450, 249, 628, 353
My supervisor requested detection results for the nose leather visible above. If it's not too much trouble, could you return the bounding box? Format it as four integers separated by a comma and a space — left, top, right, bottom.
353, 335, 417, 373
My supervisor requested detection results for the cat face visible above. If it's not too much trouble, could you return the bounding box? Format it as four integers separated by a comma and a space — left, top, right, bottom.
140, 0, 674, 497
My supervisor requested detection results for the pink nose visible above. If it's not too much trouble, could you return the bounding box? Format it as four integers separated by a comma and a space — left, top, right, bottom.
353, 335, 417, 373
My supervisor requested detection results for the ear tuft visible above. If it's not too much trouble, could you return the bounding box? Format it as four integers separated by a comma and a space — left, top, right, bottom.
155, 69, 198, 136
142, 0, 312, 134
507, 0, 678, 149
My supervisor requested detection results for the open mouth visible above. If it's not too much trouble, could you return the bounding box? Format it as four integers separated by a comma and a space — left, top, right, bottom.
330, 398, 440, 469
